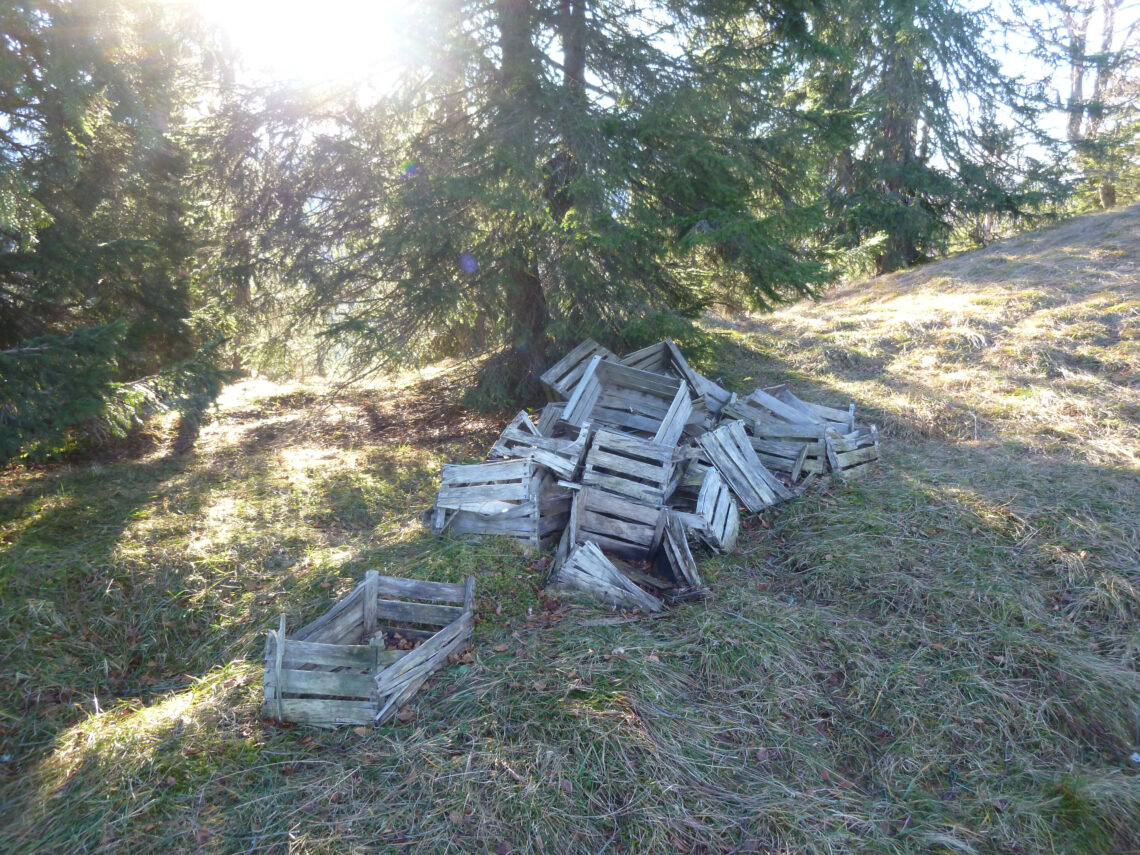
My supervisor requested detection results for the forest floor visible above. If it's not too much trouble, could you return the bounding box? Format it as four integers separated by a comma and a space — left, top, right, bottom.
1, 206, 1139, 854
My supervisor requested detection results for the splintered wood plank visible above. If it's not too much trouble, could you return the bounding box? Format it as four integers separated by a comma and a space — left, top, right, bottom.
554, 541, 662, 612
541, 339, 619, 398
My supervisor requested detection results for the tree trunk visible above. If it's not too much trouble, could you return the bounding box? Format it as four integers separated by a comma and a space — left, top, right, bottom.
497, 0, 549, 386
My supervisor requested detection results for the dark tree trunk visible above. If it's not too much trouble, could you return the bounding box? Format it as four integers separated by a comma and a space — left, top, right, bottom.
498, 0, 549, 386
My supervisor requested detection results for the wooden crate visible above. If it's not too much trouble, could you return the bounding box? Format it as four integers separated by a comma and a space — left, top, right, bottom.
655, 511, 702, 588
579, 428, 678, 506
562, 355, 692, 447
620, 339, 733, 416
747, 426, 828, 479
263, 571, 474, 727
698, 420, 793, 513
430, 458, 569, 548
565, 485, 667, 561
551, 541, 662, 612
541, 339, 619, 398
488, 411, 589, 480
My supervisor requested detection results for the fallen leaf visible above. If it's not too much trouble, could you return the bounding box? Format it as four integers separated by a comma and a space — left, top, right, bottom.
755, 748, 771, 763
558, 778, 572, 794
492, 643, 510, 653
494, 844, 512, 855
448, 810, 464, 826
396, 706, 415, 723
352, 726, 368, 737
646, 652, 660, 663
532, 680, 547, 692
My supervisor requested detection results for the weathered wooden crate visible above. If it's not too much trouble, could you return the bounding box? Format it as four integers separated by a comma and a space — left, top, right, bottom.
565, 485, 667, 560
488, 411, 589, 480
579, 428, 678, 506
541, 339, 619, 398
825, 425, 880, 477
620, 339, 733, 416
263, 571, 474, 727
655, 511, 702, 588
563, 355, 692, 447
677, 467, 739, 553
698, 420, 793, 513
430, 458, 569, 548
551, 541, 662, 612
747, 425, 828, 479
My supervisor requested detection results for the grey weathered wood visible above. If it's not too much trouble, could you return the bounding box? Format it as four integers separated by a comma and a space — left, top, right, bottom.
657, 512, 702, 588
363, 571, 378, 637
264, 573, 476, 728
263, 699, 377, 727
372, 576, 467, 604
374, 598, 464, 627
279, 639, 406, 670
265, 667, 377, 698
568, 486, 665, 560
699, 420, 793, 513
541, 339, 619, 398
562, 357, 688, 442
691, 467, 739, 552
580, 429, 675, 506
554, 541, 662, 612
536, 402, 566, 436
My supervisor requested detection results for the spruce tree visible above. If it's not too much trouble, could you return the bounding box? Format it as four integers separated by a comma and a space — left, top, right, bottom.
280, 0, 834, 398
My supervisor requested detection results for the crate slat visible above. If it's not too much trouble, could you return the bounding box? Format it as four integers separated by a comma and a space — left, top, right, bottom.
552, 541, 662, 612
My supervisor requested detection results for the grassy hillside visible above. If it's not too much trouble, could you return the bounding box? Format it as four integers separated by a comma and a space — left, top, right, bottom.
1, 206, 1138, 854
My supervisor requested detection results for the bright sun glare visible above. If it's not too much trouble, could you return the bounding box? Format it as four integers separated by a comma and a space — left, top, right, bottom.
190, 0, 408, 88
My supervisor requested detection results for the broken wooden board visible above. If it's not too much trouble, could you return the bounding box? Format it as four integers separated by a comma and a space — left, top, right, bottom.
620, 339, 733, 415
655, 511, 702, 588
264, 572, 475, 728
552, 541, 662, 612
692, 467, 739, 552
566, 485, 667, 561
579, 428, 678, 506
562, 355, 692, 447
488, 411, 589, 480
541, 339, 619, 398
698, 420, 793, 513
762, 385, 855, 432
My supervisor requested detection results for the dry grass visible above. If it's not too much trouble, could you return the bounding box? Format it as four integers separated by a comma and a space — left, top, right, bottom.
1, 207, 1139, 854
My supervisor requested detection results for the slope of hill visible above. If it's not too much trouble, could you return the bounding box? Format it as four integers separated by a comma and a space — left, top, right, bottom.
0, 207, 1137, 854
